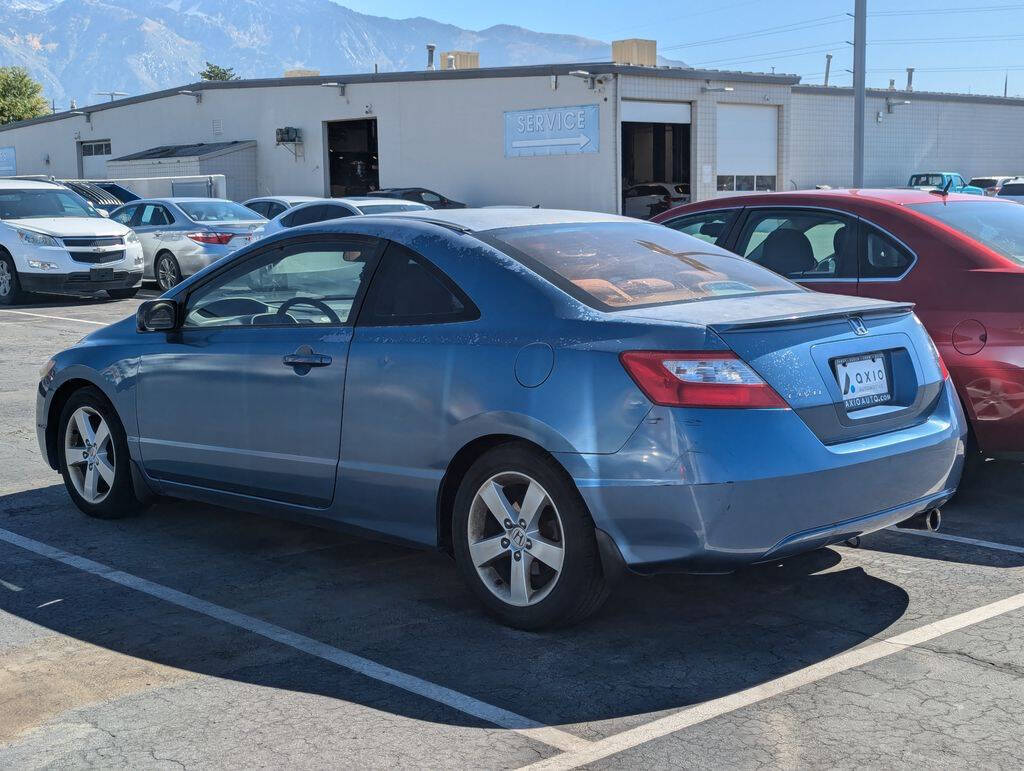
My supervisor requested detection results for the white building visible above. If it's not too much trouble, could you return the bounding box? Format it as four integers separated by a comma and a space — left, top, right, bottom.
1, 52, 1022, 211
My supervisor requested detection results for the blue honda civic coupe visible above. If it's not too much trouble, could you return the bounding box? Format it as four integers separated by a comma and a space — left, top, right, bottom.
36, 209, 965, 628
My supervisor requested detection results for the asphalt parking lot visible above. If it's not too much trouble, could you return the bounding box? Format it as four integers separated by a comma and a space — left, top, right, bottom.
2, 291, 1024, 769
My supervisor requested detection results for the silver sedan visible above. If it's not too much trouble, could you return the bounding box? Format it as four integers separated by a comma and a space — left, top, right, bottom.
110, 198, 266, 289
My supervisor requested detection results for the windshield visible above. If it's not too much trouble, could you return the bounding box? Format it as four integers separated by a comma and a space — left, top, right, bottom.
0, 188, 101, 220
487, 221, 798, 310
908, 201, 1024, 266
177, 200, 264, 223
355, 203, 430, 214
909, 175, 945, 187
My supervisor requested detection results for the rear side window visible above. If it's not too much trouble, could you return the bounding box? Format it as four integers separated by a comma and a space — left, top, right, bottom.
284, 205, 325, 228
487, 221, 796, 311
359, 243, 476, 325
661, 210, 738, 245
266, 202, 287, 218
319, 204, 355, 222
862, 228, 914, 278
246, 201, 269, 217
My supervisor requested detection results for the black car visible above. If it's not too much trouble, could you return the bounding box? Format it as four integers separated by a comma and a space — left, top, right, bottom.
90, 181, 139, 204
375, 187, 466, 209
58, 180, 126, 214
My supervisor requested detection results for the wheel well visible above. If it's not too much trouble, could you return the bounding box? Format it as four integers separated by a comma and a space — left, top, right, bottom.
45, 379, 99, 469
435, 434, 572, 554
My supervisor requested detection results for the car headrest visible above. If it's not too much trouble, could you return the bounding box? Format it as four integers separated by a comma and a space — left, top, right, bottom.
698, 221, 724, 238
759, 228, 815, 277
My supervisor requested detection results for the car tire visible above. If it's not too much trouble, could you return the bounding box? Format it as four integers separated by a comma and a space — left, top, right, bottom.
0, 251, 24, 305
155, 253, 182, 291
57, 386, 143, 519
107, 287, 140, 300
453, 442, 609, 629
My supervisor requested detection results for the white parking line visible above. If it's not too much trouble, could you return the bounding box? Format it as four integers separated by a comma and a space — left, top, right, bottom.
893, 528, 1024, 555
0, 309, 106, 326
521, 590, 1024, 770
0, 526, 588, 754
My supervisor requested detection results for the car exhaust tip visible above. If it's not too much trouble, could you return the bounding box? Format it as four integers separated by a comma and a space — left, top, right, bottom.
897, 507, 941, 532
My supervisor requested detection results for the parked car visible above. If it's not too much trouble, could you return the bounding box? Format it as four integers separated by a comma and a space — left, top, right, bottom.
91, 181, 139, 204
36, 209, 962, 628
996, 177, 1024, 203
0, 178, 143, 304
109, 198, 266, 290
255, 197, 431, 240
967, 175, 1018, 197
654, 188, 1024, 464
374, 187, 467, 209
58, 180, 125, 214
242, 195, 321, 220
623, 182, 689, 219
907, 172, 983, 195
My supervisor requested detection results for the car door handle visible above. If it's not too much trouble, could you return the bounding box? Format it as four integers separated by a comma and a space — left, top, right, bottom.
283, 353, 332, 368
152, 231, 163, 237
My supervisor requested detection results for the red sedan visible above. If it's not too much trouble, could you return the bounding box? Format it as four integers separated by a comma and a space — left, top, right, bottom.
654, 189, 1024, 463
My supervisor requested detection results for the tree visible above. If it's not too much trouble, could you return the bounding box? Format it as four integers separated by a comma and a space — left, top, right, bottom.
199, 62, 239, 81
0, 67, 49, 125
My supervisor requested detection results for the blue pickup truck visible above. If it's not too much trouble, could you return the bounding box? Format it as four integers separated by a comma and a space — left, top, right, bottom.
907, 172, 984, 195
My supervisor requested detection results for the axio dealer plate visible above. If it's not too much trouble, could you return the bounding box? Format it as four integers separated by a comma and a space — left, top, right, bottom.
834, 352, 891, 410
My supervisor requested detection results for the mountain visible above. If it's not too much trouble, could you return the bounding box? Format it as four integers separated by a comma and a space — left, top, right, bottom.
0, 0, 686, 107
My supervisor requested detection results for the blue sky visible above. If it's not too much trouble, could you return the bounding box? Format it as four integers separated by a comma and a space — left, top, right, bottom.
337, 0, 1024, 97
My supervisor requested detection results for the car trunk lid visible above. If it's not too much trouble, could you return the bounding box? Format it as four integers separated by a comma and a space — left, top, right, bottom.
621, 292, 944, 444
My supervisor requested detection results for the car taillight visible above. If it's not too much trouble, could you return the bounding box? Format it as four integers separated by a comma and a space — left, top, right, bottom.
187, 232, 234, 245
619, 350, 788, 408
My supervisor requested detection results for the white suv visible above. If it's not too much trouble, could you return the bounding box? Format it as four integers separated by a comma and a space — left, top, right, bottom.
0, 179, 144, 305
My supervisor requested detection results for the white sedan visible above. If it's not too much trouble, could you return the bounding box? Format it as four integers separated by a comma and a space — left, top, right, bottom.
254, 197, 432, 239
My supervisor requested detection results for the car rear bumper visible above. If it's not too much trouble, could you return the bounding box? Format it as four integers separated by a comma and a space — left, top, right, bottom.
20, 270, 143, 296
557, 379, 965, 574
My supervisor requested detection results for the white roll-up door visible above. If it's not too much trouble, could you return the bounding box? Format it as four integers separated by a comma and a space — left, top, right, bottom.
715, 104, 778, 192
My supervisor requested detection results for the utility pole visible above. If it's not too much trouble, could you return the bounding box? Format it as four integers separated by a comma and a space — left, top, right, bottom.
852, 0, 867, 188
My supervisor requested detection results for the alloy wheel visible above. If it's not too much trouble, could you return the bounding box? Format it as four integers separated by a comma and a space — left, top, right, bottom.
467, 472, 565, 607
0, 261, 11, 297
64, 406, 115, 504
157, 257, 179, 290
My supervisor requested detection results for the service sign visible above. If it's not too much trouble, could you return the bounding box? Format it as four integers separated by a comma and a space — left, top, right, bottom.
0, 146, 16, 176
504, 105, 599, 158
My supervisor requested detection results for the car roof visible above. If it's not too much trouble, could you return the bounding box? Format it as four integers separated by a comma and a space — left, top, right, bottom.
123, 197, 237, 205
687, 188, 988, 207
381, 207, 636, 232
0, 178, 66, 190
246, 195, 320, 204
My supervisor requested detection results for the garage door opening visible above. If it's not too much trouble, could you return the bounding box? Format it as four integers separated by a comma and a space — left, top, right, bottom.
621, 101, 691, 219
325, 118, 379, 196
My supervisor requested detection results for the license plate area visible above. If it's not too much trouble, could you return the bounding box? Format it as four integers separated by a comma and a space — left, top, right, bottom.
90, 267, 114, 282
832, 351, 892, 411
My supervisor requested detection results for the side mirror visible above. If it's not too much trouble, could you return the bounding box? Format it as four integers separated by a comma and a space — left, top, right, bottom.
137, 299, 179, 332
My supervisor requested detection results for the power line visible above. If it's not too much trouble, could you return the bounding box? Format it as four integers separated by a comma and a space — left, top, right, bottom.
871, 3, 1024, 16
691, 41, 846, 67
661, 13, 848, 51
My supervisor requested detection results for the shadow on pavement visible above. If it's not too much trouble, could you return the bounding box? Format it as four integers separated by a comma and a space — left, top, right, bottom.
1, 484, 911, 731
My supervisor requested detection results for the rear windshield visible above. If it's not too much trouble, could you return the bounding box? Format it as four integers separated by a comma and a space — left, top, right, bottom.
909, 175, 945, 187
908, 201, 1024, 266
969, 178, 998, 189
486, 221, 797, 310
177, 201, 264, 223
355, 203, 430, 214
999, 184, 1024, 196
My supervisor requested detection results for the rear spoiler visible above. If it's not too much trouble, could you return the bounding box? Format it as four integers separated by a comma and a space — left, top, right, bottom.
708, 302, 915, 332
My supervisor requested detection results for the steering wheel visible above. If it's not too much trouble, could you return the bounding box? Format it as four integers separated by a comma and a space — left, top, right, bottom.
276, 297, 341, 324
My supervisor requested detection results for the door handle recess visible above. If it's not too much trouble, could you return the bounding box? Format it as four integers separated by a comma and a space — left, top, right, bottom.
283, 353, 332, 368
